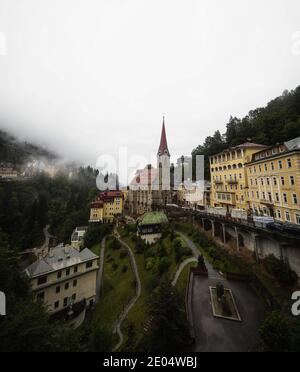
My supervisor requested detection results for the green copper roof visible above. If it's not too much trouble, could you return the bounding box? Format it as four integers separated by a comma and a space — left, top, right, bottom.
139, 212, 168, 226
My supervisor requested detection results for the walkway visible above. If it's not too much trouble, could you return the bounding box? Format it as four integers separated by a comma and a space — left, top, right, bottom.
172, 257, 197, 287
179, 231, 265, 352
112, 232, 142, 352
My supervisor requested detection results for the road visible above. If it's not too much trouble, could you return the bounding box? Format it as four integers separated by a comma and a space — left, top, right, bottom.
95, 236, 106, 303
112, 232, 142, 352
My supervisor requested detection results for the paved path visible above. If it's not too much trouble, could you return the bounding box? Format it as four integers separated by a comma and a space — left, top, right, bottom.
112, 232, 142, 352
178, 231, 265, 352
95, 237, 106, 303
172, 257, 197, 287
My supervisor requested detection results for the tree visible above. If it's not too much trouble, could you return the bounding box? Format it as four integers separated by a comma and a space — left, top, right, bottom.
259, 311, 292, 352
143, 279, 190, 351
216, 282, 225, 300
88, 325, 113, 352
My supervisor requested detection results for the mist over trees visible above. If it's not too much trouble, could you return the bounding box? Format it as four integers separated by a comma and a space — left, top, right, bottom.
192, 86, 300, 179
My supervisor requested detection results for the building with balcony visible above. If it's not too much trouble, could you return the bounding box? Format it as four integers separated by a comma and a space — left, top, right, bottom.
246, 137, 300, 224
209, 143, 268, 212
89, 190, 124, 223
25, 244, 99, 315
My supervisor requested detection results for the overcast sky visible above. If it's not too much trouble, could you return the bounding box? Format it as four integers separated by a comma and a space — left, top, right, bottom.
0, 0, 300, 171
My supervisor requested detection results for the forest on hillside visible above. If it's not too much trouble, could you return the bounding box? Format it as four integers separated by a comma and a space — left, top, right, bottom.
0, 167, 99, 251
192, 85, 300, 179
0, 129, 57, 166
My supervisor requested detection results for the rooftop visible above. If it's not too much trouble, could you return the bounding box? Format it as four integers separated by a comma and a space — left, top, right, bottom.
138, 211, 168, 226
25, 245, 98, 278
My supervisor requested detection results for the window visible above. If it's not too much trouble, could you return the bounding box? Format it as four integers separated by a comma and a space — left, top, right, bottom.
65, 283, 69, 290
275, 193, 280, 203
56, 286, 60, 294
268, 192, 272, 202
287, 158, 292, 168
283, 193, 288, 203
66, 268, 70, 276
57, 271, 62, 279
293, 193, 298, 205
267, 178, 270, 186
290, 176, 295, 186
37, 292, 45, 301
54, 301, 59, 309
74, 266, 78, 273
271, 162, 274, 171
277, 210, 282, 220
86, 262, 93, 269
281, 177, 285, 186
273, 177, 277, 186
256, 192, 259, 199
63, 297, 68, 307
285, 211, 291, 222
296, 214, 300, 225
264, 164, 268, 171
37, 276, 47, 286
73, 280, 77, 287
261, 178, 264, 186
72, 293, 76, 301
278, 160, 283, 169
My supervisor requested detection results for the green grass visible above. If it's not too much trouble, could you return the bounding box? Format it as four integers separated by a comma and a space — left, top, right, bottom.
91, 237, 136, 345
90, 243, 100, 255
176, 261, 197, 306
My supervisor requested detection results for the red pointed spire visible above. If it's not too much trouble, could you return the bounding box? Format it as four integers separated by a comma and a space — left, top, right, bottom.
158, 116, 170, 156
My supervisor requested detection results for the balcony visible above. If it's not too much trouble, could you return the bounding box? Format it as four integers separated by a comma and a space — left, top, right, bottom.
227, 179, 238, 185
260, 198, 274, 207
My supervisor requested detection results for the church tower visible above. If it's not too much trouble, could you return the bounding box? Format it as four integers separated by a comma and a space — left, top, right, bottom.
157, 116, 171, 192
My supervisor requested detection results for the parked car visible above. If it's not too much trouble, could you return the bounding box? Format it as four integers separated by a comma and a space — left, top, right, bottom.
283, 223, 300, 236
266, 221, 284, 232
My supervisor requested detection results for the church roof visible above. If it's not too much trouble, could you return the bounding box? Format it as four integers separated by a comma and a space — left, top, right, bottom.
157, 117, 170, 156
130, 166, 158, 187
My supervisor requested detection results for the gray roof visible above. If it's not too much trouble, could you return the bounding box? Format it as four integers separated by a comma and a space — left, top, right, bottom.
25, 244, 98, 278
285, 137, 300, 151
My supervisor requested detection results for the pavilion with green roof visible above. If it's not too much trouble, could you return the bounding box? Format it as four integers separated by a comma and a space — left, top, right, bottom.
137, 212, 168, 244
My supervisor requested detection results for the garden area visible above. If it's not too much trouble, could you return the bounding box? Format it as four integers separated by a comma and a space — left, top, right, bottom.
91, 236, 136, 349
116, 223, 193, 351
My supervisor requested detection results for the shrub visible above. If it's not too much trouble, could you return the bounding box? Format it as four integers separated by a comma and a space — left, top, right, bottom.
110, 237, 121, 251
146, 258, 155, 271
259, 311, 292, 352
119, 249, 128, 259
112, 262, 118, 271
264, 255, 298, 287
158, 257, 171, 275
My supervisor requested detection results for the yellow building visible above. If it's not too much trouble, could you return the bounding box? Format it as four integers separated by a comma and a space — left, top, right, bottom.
246, 137, 300, 224
210, 143, 267, 212
25, 244, 99, 315
89, 191, 124, 223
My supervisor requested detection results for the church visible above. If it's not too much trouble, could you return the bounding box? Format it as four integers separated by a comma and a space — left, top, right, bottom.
127, 118, 175, 216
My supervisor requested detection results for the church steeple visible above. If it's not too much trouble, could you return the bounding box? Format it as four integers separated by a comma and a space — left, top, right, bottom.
157, 116, 170, 157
